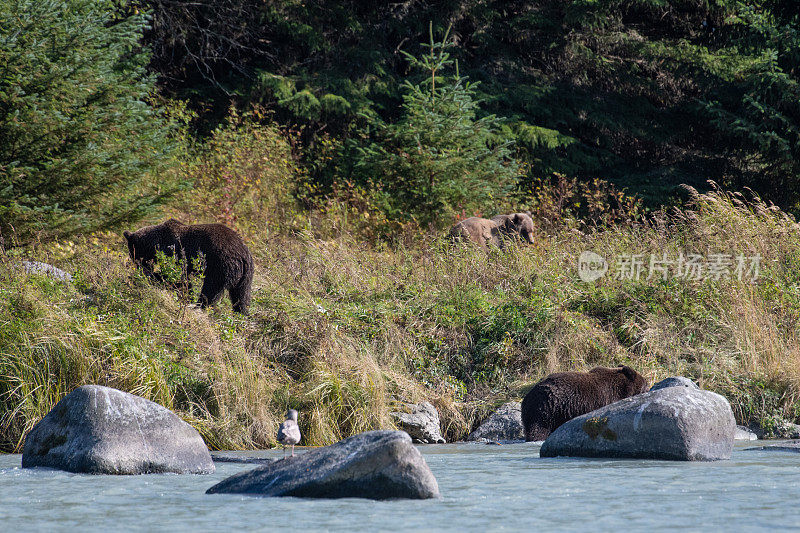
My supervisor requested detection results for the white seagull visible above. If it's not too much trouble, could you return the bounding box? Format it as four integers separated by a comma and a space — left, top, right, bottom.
277, 409, 301, 458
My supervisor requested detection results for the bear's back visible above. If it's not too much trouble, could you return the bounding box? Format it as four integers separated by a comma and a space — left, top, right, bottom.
521, 366, 647, 440
450, 217, 499, 246
178, 223, 250, 260
528, 370, 621, 411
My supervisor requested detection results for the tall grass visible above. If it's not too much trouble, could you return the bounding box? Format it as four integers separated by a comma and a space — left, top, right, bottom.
2, 126, 800, 452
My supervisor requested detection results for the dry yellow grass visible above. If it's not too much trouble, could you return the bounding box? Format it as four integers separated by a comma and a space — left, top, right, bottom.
2, 187, 800, 450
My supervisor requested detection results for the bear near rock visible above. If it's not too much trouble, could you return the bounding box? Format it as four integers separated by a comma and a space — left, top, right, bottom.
521, 365, 649, 441
124, 219, 254, 313
491, 212, 535, 245
449, 217, 503, 250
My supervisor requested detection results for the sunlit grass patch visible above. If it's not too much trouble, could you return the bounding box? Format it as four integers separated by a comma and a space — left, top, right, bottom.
2, 187, 800, 450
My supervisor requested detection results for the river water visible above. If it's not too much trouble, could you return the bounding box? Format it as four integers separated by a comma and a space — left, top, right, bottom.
1, 441, 798, 531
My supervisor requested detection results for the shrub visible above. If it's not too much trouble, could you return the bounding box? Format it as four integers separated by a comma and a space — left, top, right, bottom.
175, 109, 301, 237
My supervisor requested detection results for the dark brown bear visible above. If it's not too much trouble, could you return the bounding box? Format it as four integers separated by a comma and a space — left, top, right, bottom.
123, 219, 254, 313
521, 366, 649, 441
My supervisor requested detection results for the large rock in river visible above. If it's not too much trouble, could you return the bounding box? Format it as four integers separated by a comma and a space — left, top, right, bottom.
22, 385, 214, 474
650, 376, 699, 392
468, 402, 524, 441
206, 430, 440, 499
390, 402, 446, 443
540, 387, 735, 461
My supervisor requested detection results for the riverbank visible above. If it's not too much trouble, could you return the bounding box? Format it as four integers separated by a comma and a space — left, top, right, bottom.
2, 189, 799, 451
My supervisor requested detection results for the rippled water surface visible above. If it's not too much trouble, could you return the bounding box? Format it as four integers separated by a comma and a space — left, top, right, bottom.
2, 441, 798, 531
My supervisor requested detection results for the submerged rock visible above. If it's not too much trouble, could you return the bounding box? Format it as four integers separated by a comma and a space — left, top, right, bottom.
650, 376, 699, 392
734, 425, 758, 441
22, 385, 214, 474
206, 430, 440, 499
540, 387, 735, 461
468, 402, 524, 442
745, 440, 800, 453
390, 402, 445, 443
18, 261, 73, 282
211, 454, 276, 465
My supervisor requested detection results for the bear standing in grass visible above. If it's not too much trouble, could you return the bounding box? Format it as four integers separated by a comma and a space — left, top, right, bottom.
124, 219, 254, 314
449, 217, 502, 250
521, 366, 648, 441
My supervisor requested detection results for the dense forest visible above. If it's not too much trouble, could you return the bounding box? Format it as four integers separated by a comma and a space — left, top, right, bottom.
1, 1, 800, 451
3, 0, 800, 243
141, 0, 800, 206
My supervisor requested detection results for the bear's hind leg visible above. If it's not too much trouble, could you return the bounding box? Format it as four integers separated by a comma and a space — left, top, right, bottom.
199, 275, 225, 309
229, 283, 251, 314
229, 255, 253, 314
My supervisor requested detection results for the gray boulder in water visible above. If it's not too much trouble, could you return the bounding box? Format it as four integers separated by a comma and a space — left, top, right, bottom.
390, 402, 445, 443
540, 387, 735, 461
734, 425, 758, 441
468, 402, 524, 441
206, 430, 440, 499
650, 376, 699, 392
18, 261, 72, 282
22, 385, 214, 474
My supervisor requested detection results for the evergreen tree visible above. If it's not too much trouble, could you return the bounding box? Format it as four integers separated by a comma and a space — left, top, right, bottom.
353, 25, 518, 227
0, 0, 179, 244
702, 4, 800, 205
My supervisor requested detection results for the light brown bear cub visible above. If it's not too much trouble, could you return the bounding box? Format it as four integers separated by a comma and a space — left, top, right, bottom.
449, 217, 502, 250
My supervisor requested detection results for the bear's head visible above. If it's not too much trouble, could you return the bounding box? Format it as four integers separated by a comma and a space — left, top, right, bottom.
495, 213, 535, 244
123, 229, 157, 276
123, 219, 184, 271
512, 212, 535, 244
617, 365, 649, 396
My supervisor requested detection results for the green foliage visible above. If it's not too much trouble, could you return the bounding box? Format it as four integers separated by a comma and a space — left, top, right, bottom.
350, 26, 519, 226
174, 108, 301, 236
138, 0, 800, 212
153, 250, 206, 307
701, 3, 800, 207
525, 173, 645, 228
0, 0, 179, 244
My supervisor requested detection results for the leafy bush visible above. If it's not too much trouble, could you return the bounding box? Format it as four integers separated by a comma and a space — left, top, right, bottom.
175, 108, 301, 236
0, 0, 179, 245
526, 173, 645, 229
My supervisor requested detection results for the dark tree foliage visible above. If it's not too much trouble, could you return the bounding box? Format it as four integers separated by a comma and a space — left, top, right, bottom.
140, 0, 278, 90
0, 0, 178, 244
139, 1, 800, 210
701, 5, 800, 202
